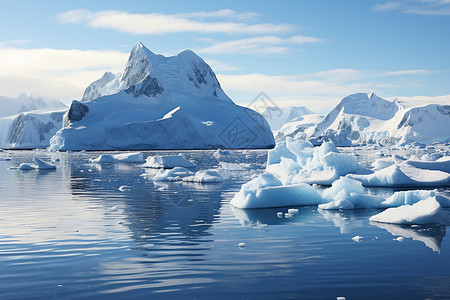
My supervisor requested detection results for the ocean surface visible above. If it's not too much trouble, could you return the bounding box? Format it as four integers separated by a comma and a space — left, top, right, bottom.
0, 149, 449, 299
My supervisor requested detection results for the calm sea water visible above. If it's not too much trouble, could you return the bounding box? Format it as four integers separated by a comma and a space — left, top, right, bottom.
0, 149, 449, 299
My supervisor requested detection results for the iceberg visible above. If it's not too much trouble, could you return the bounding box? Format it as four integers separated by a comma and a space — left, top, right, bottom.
266, 138, 363, 185
230, 173, 324, 209
50, 42, 274, 151
143, 155, 196, 168
33, 157, 56, 170
318, 177, 385, 210
90, 152, 145, 163
152, 167, 193, 181
369, 197, 448, 225
183, 170, 223, 183
347, 159, 450, 187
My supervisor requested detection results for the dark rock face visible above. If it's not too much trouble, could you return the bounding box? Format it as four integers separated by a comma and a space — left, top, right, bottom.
68, 100, 90, 123
125, 76, 164, 98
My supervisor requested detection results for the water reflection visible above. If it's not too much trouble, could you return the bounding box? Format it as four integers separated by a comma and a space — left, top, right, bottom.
231, 206, 317, 227
370, 221, 447, 253
318, 209, 378, 233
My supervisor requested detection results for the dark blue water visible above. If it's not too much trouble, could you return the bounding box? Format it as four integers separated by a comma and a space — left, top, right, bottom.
0, 150, 449, 299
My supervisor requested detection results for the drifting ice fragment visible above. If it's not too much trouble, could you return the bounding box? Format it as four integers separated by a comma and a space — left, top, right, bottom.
143, 155, 196, 168
352, 236, 363, 242
90, 152, 145, 163
33, 157, 56, 170
370, 197, 448, 225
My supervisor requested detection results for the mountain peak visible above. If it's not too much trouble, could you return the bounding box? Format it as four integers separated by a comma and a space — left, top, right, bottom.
81, 42, 229, 102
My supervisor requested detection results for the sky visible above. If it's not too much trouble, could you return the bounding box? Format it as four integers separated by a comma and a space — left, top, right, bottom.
0, 0, 449, 113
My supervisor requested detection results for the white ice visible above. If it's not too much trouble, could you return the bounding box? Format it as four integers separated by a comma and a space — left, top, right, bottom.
33, 157, 56, 170
143, 155, 196, 168
183, 170, 223, 183
90, 152, 145, 163
152, 167, 193, 181
230, 173, 324, 209
369, 197, 448, 225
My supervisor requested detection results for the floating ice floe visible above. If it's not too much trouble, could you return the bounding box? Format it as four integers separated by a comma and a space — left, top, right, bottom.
318, 177, 385, 210
90, 152, 145, 163
152, 167, 193, 181
382, 189, 450, 207
143, 155, 196, 168
230, 173, 324, 209
266, 138, 363, 185
183, 170, 223, 183
347, 157, 450, 187
33, 157, 57, 170
19, 163, 36, 170
352, 235, 363, 242
369, 197, 448, 225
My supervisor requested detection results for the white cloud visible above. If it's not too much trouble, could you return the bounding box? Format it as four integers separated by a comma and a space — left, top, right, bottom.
176, 9, 260, 21
216, 72, 381, 113
0, 39, 31, 47
0, 47, 127, 101
373, 0, 450, 15
198, 35, 322, 55
385, 69, 432, 76
56, 9, 294, 35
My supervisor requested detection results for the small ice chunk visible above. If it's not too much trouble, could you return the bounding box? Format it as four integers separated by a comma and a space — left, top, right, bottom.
238, 242, 246, 248
394, 237, 405, 242
119, 185, 131, 192
90, 152, 144, 163
337, 297, 346, 300
352, 235, 363, 242
288, 208, 299, 215
153, 167, 193, 181
33, 157, 56, 170
277, 212, 284, 218
19, 163, 36, 170
143, 155, 196, 168
183, 170, 223, 183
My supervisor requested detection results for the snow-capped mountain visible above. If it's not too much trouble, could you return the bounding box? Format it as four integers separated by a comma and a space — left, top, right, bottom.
50, 42, 274, 150
274, 114, 324, 142
0, 109, 67, 149
0, 94, 66, 118
262, 106, 314, 131
0, 94, 67, 149
309, 92, 450, 145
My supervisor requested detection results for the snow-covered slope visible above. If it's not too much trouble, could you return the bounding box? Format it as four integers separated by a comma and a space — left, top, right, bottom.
274, 114, 324, 142
50, 42, 274, 150
0, 94, 66, 118
262, 106, 314, 131
0, 94, 67, 149
0, 108, 67, 149
309, 92, 450, 145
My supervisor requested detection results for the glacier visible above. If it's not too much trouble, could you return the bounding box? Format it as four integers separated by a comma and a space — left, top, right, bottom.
50, 42, 274, 151
0, 94, 67, 149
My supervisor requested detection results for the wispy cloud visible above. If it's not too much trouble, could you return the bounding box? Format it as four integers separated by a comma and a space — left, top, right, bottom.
198, 35, 322, 55
176, 9, 260, 21
385, 69, 432, 75
373, 0, 450, 15
0, 47, 127, 101
0, 39, 31, 47
56, 9, 294, 35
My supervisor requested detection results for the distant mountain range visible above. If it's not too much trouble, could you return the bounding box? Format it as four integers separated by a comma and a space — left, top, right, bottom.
309, 92, 450, 145
0, 46, 449, 149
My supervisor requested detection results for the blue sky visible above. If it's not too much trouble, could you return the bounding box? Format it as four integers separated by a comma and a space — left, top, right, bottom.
0, 0, 449, 112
